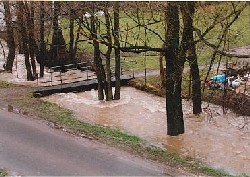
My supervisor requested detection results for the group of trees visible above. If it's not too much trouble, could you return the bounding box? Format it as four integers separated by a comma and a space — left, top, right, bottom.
1, 1, 249, 136
3, 1, 45, 80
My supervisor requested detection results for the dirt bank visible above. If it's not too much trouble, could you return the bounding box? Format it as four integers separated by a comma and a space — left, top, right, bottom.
128, 75, 250, 116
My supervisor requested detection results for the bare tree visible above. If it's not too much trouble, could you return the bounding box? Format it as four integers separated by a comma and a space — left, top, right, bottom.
195, 2, 249, 91
16, 1, 34, 81
69, 6, 75, 61
51, 1, 66, 64
17, 1, 246, 134
25, 2, 37, 77
113, 2, 121, 100
73, 2, 120, 101
104, 3, 113, 101
165, 2, 184, 136
90, 3, 105, 100
159, 46, 165, 88
180, 2, 202, 114
3, 1, 15, 72
39, 1, 45, 77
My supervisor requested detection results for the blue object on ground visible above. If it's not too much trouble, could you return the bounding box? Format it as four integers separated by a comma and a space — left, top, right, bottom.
212, 74, 226, 83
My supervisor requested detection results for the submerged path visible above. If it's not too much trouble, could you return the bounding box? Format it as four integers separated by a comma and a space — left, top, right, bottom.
33, 75, 133, 97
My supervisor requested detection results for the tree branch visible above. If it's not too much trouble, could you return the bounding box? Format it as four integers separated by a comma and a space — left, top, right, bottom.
194, 28, 250, 59
194, 3, 250, 59
194, 2, 248, 44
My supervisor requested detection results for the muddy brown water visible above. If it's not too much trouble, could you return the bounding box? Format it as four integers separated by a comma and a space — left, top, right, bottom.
43, 87, 250, 176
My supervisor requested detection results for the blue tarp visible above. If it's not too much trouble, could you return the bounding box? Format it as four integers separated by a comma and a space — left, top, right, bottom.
212, 74, 226, 83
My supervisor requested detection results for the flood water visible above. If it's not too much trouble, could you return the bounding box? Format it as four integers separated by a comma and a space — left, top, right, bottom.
0, 52, 95, 87
43, 87, 250, 176
1, 42, 249, 175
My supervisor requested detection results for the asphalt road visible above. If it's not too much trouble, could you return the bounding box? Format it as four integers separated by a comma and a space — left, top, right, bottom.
0, 109, 170, 176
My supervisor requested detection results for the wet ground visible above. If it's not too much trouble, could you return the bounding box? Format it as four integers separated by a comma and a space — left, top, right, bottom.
0, 45, 96, 87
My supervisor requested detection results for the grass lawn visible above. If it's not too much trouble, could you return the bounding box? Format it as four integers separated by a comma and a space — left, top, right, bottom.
101, 55, 162, 73
52, 2, 250, 72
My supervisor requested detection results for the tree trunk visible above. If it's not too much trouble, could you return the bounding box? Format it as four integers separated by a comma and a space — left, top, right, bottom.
180, 2, 202, 114
73, 25, 80, 61
25, 2, 37, 77
69, 8, 75, 61
17, 2, 33, 81
17, 27, 23, 54
104, 7, 113, 101
3, 1, 15, 72
73, 14, 82, 61
165, 2, 184, 136
39, 1, 45, 78
190, 54, 202, 114
90, 4, 104, 100
51, 1, 66, 62
159, 48, 165, 88
113, 2, 121, 100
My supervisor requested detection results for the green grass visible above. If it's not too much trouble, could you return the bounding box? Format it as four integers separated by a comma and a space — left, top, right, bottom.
18, 98, 143, 147
0, 169, 8, 177
66, 3, 250, 52
194, 3, 250, 66
101, 55, 162, 72
122, 55, 163, 71
196, 3, 250, 48
0, 80, 17, 88
52, 2, 249, 71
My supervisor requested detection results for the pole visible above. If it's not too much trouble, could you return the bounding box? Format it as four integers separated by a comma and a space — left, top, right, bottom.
144, 52, 147, 85
132, 59, 135, 78
144, 25, 147, 85
226, 29, 229, 69
60, 70, 62, 89
50, 71, 53, 86
36, 73, 38, 86
16, 52, 18, 78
